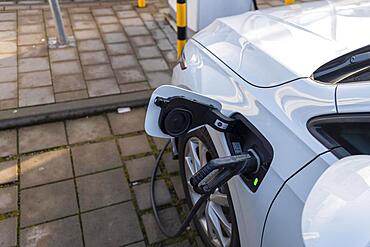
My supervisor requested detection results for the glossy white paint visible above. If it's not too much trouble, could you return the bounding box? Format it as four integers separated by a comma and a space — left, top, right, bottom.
172, 39, 337, 247
302, 155, 370, 247
144, 1, 370, 246
336, 82, 370, 113
194, 0, 370, 87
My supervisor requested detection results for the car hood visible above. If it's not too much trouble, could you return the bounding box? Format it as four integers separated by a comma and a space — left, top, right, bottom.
193, 0, 370, 87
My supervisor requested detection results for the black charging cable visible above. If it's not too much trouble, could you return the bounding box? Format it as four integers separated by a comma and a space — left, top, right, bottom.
150, 140, 210, 238
150, 140, 259, 238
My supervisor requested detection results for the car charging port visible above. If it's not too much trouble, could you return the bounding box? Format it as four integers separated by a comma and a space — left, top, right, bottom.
225, 113, 273, 192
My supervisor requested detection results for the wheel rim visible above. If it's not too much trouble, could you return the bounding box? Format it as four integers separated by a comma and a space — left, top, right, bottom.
184, 137, 233, 247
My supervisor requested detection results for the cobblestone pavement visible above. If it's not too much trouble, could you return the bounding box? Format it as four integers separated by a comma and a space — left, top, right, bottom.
0, 0, 318, 112
0, 107, 208, 247
0, 0, 176, 111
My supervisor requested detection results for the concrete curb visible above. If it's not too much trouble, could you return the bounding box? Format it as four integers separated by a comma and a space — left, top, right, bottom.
0, 90, 153, 130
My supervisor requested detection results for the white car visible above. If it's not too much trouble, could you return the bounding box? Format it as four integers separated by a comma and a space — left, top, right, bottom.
145, 1, 370, 246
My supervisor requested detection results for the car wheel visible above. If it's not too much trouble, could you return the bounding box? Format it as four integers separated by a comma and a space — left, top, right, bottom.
178, 128, 241, 247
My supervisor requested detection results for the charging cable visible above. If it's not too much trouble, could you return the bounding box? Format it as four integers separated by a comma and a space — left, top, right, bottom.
150, 140, 259, 238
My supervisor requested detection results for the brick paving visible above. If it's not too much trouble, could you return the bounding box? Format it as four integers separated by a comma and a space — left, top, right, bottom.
0, 0, 176, 112
0, 107, 201, 247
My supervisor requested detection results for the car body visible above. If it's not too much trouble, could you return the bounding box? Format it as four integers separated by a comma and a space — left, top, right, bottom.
146, 1, 370, 246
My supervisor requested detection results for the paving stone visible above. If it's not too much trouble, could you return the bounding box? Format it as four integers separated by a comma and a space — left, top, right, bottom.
19, 70, 52, 88
0, 67, 16, 82
66, 115, 111, 144
0, 218, 17, 247
80, 50, 109, 65
112, 4, 132, 11
18, 33, 45, 46
106, 42, 133, 55
0, 21, 16, 31
162, 153, 179, 173
136, 45, 161, 59
82, 202, 143, 247
19, 9, 42, 16
119, 82, 150, 93
20, 216, 83, 247
19, 15, 43, 25
74, 29, 100, 40
142, 208, 181, 244
125, 156, 156, 181
0, 12, 16, 21
72, 20, 97, 30
19, 57, 49, 73
130, 35, 155, 47
153, 137, 170, 150
167, 240, 192, 247
108, 107, 145, 134
0, 41, 16, 54
53, 73, 86, 93
18, 44, 47, 58
146, 71, 171, 88
86, 77, 120, 97
21, 180, 78, 227
0, 186, 17, 214
164, 50, 177, 63
83, 64, 114, 80
0, 129, 16, 157
116, 10, 137, 19
0, 160, 17, 185
68, 7, 90, 14
0, 54, 17, 67
120, 18, 144, 26
20, 149, 73, 189
124, 26, 149, 36
102, 32, 127, 43
0, 82, 16, 100
139, 13, 153, 21
157, 38, 173, 51
99, 23, 122, 33
18, 23, 44, 34
92, 8, 114, 16
144, 21, 158, 30
140, 58, 169, 72
77, 168, 130, 211
55, 90, 89, 102
70, 13, 94, 21
151, 29, 166, 40
118, 134, 151, 156
95, 16, 118, 25
77, 39, 105, 52
127, 242, 146, 247
0, 99, 17, 110
116, 68, 146, 83
0, 31, 16, 41
49, 48, 78, 62
133, 180, 171, 210
51, 60, 82, 76
19, 122, 67, 153
170, 176, 185, 200
19, 86, 55, 107
110, 54, 138, 69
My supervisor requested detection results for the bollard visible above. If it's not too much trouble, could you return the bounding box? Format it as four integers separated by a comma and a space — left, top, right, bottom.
48, 0, 68, 45
177, 0, 187, 58
138, 0, 146, 8
285, 0, 295, 5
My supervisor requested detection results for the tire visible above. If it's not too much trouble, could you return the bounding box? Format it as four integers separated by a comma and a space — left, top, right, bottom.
178, 127, 240, 247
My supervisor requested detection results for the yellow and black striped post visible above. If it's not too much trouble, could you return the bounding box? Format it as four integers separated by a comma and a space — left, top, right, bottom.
138, 0, 145, 8
177, 0, 187, 58
284, 0, 295, 5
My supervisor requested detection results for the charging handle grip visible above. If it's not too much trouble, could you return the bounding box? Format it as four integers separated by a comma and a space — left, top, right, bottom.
189, 161, 217, 187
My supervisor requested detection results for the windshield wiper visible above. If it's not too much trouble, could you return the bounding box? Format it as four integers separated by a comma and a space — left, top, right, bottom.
314, 51, 370, 79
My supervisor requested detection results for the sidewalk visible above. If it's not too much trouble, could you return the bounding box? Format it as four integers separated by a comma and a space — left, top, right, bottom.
0, 0, 176, 112
0, 107, 200, 247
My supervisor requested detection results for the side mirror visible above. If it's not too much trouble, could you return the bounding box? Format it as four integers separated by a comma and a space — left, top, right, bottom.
302, 155, 370, 247
145, 85, 234, 138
